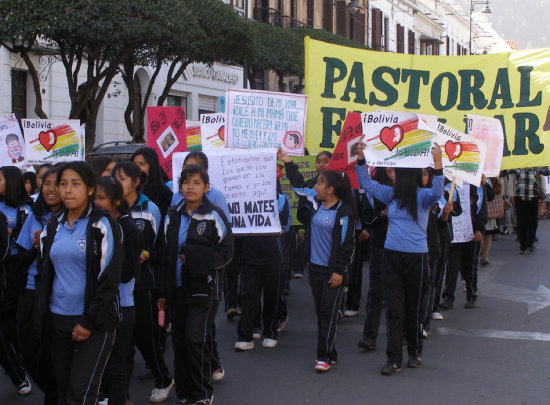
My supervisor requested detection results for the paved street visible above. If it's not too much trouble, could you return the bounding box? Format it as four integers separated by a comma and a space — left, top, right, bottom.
2, 221, 549, 405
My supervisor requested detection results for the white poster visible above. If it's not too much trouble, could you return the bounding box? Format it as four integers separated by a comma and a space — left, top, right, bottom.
452, 185, 474, 243
22, 119, 83, 164
172, 148, 281, 234
361, 110, 435, 168
225, 89, 307, 156
0, 114, 27, 168
200, 113, 226, 152
466, 114, 504, 177
433, 122, 487, 187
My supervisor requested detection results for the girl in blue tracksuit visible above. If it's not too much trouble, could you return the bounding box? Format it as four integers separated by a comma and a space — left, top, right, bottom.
35, 161, 122, 405
0, 166, 32, 352
356, 141, 443, 375
94, 176, 142, 405
159, 165, 234, 405
113, 161, 173, 402
17, 166, 63, 403
279, 148, 357, 373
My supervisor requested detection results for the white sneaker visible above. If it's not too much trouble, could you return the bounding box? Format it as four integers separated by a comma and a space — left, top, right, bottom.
277, 316, 288, 333
422, 329, 428, 338
234, 341, 254, 351
149, 380, 174, 403
98, 399, 108, 405
432, 312, 444, 320
252, 330, 261, 339
343, 310, 358, 317
17, 377, 31, 395
261, 338, 277, 348
212, 368, 225, 382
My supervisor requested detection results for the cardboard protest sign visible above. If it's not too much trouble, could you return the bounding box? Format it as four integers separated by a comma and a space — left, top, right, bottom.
23, 119, 83, 164
146, 107, 187, 179
452, 185, 474, 243
0, 114, 27, 168
200, 113, 225, 152
225, 89, 307, 156
186, 120, 202, 152
465, 114, 504, 177
173, 148, 281, 234
360, 110, 435, 168
433, 122, 487, 187
327, 111, 363, 189
279, 155, 318, 226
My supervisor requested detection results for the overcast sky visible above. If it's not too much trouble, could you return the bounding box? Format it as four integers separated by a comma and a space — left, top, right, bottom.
456, 0, 549, 50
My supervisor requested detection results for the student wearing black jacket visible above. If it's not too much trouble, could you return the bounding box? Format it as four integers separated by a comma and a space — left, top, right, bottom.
36, 162, 122, 405
158, 165, 233, 405
94, 177, 142, 405
280, 149, 357, 373
234, 191, 290, 350
441, 179, 490, 310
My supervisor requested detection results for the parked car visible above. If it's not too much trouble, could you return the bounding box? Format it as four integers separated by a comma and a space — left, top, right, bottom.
85, 141, 145, 162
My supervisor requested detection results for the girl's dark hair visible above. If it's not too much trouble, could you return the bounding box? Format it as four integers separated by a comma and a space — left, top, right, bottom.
373, 167, 392, 186
422, 167, 434, 188
131, 147, 164, 195
57, 162, 97, 201
391, 168, 422, 221
112, 161, 145, 191
317, 151, 333, 161
36, 163, 53, 176
178, 165, 209, 190
318, 170, 359, 221
33, 167, 62, 223
97, 176, 130, 215
23, 171, 37, 194
184, 151, 209, 170
89, 155, 115, 179
0, 166, 29, 207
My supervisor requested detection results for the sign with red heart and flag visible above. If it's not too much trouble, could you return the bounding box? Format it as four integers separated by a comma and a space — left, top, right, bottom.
22, 119, 84, 165
360, 110, 435, 168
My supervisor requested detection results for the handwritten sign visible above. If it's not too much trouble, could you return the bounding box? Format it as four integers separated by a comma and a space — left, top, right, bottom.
225, 89, 307, 156
23, 119, 83, 164
452, 185, 474, 243
146, 107, 187, 179
173, 148, 281, 234
466, 114, 504, 177
361, 110, 435, 168
279, 155, 318, 225
328, 111, 363, 189
200, 113, 225, 152
0, 114, 27, 169
433, 122, 487, 187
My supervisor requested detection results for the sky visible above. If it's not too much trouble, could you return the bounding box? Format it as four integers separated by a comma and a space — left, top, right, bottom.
457, 0, 549, 50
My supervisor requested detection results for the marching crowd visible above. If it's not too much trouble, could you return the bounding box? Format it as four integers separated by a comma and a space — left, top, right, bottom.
0, 141, 547, 405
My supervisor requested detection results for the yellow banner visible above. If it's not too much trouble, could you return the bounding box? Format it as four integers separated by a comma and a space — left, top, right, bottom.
305, 37, 550, 170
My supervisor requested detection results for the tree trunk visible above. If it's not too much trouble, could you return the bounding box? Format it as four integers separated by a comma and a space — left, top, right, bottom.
122, 60, 138, 141
20, 50, 47, 118
156, 59, 188, 107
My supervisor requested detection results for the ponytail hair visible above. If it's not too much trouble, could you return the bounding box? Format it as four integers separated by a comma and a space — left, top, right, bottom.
319, 170, 359, 221
97, 177, 130, 216
391, 168, 422, 221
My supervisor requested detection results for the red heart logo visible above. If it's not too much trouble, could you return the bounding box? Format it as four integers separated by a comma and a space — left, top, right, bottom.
380, 125, 404, 152
218, 125, 225, 141
39, 130, 57, 152
276, 163, 284, 180
445, 141, 463, 161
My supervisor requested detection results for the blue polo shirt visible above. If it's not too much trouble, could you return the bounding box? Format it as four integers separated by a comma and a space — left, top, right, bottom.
0, 202, 19, 255
50, 216, 89, 316
310, 204, 339, 267
17, 211, 51, 290
176, 210, 197, 287
171, 187, 231, 220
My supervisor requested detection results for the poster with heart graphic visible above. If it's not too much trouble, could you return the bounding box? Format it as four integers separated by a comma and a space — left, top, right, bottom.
200, 113, 225, 152
360, 110, 435, 168
0, 114, 27, 169
22, 119, 83, 165
146, 106, 187, 180
465, 114, 504, 177
327, 111, 364, 189
432, 122, 487, 187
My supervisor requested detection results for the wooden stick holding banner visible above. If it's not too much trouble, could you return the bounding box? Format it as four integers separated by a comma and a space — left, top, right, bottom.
448, 177, 456, 203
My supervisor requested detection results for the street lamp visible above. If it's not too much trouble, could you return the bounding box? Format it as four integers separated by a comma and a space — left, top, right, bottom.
347, 0, 367, 15
469, 0, 492, 54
